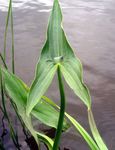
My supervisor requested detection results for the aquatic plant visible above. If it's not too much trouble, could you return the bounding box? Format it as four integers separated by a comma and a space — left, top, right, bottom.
0, 0, 109, 149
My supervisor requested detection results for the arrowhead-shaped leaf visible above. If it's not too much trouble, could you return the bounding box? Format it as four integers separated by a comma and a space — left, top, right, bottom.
27, 0, 91, 115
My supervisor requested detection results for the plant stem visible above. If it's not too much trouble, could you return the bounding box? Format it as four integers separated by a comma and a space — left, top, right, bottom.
3, 0, 12, 61
53, 66, 66, 150
0, 53, 8, 69
10, 1, 15, 74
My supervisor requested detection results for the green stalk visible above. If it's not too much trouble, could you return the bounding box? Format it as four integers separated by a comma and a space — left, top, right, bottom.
2, 0, 28, 146
0, 53, 8, 69
3, 0, 12, 61
10, 1, 15, 74
53, 66, 66, 150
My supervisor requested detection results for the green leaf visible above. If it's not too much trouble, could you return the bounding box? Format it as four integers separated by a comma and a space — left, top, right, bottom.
2, 68, 69, 130
16, 108, 54, 149
26, 0, 74, 116
1, 68, 28, 109
88, 110, 108, 150
66, 113, 99, 150
60, 60, 91, 109
43, 97, 99, 150
33, 99, 70, 131
27, 62, 58, 116
27, 0, 91, 116
42, 96, 99, 150
25, 0, 107, 148
48, 0, 91, 109
1, 68, 54, 147
36, 132, 53, 150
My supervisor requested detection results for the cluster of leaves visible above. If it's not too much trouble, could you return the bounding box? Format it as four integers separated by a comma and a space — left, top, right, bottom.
0, 0, 108, 150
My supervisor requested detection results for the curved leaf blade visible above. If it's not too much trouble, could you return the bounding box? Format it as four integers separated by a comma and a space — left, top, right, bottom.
60, 60, 91, 109
27, 62, 57, 116
32, 99, 70, 131
1, 68, 28, 109
88, 110, 108, 150
36, 132, 54, 150
66, 113, 99, 150
42, 96, 99, 150
2, 68, 69, 130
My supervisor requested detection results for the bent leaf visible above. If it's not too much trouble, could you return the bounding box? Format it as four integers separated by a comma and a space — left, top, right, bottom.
36, 132, 53, 150
27, 62, 57, 115
66, 113, 99, 150
60, 60, 91, 108
1, 68, 29, 109
88, 110, 108, 150
33, 99, 70, 131
1, 68, 54, 147
42, 96, 99, 150
2, 68, 69, 130
14, 104, 54, 149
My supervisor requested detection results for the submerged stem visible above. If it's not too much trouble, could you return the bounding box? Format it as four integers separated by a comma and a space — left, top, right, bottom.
53, 66, 66, 150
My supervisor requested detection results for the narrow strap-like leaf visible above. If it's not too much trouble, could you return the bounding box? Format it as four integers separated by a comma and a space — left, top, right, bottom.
88, 109, 108, 150
3, 0, 12, 60
42, 96, 99, 150
36, 131, 54, 150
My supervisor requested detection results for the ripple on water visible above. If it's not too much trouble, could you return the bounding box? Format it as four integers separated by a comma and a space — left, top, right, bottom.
0, 0, 53, 12
0, 0, 71, 12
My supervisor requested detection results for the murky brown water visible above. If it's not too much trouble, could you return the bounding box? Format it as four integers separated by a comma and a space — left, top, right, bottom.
0, 0, 115, 149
